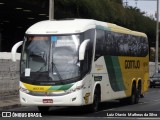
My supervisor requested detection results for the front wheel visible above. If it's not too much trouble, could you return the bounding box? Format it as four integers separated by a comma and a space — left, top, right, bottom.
89, 89, 100, 112
128, 85, 139, 104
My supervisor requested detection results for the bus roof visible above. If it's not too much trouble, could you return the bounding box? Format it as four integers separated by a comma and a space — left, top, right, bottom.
26, 19, 147, 37
26, 19, 96, 35
107, 23, 147, 37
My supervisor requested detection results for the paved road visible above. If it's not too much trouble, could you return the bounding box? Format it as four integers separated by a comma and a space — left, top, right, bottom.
1, 87, 160, 120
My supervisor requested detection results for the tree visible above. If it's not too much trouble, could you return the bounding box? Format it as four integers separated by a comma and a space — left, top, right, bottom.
55, 0, 157, 57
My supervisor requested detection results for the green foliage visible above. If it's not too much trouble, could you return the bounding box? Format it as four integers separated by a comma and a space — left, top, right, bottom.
111, 0, 122, 4
55, 0, 156, 48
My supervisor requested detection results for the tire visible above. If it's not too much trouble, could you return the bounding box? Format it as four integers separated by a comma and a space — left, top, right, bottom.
150, 82, 153, 88
135, 88, 140, 104
38, 106, 50, 113
90, 88, 100, 112
128, 84, 139, 104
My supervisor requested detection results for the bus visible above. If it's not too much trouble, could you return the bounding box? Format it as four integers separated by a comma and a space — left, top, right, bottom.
11, 19, 149, 112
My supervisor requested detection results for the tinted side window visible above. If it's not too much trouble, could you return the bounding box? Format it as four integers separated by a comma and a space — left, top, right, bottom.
105, 32, 148, 57
95, 30, 105, 60
94, 30, 148, 58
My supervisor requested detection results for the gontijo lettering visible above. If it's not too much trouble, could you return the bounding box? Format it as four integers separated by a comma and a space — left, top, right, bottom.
125, 60, 140, 69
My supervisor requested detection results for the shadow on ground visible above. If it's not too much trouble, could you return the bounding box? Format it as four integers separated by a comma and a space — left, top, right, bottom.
42, 100, 138, 117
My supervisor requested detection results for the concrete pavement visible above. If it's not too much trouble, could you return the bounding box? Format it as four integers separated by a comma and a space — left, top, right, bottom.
0, 96, 20, 110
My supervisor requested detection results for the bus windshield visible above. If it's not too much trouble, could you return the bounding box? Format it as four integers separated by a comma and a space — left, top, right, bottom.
21, 35, 81, 84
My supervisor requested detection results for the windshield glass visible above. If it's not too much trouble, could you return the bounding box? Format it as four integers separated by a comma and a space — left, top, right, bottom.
21, 35, 80, 82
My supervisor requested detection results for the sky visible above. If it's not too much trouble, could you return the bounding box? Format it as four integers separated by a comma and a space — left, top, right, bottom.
123, 0, 157, 19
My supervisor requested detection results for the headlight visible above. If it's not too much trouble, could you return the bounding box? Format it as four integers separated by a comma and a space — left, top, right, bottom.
64, 84, 84, 94
20, 87, 30, 94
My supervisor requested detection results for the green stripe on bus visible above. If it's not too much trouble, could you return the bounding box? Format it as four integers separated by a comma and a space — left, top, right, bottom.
96, 25, 111, 31
104, 56, 125, 92
48, 84, 73, 91
111, 56, 125, 91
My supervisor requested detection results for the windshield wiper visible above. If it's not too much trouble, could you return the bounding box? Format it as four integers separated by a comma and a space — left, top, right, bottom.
37, 63, 47, 72
51, 61, 64, 84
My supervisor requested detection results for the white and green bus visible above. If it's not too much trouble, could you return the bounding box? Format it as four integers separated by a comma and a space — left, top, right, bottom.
12, 19, 149, 112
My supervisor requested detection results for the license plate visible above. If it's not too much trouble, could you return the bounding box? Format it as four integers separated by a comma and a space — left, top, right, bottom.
43, 99, 53, 103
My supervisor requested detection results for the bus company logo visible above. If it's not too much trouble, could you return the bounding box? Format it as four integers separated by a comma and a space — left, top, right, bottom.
125, 60, 140, 69
95, 64, 103, 71
2, 112, 11, 117
1, 112, 42, 118
83, 93, 90, 104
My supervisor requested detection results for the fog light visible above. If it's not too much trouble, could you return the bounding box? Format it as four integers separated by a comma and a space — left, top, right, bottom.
22, 98, 27, 103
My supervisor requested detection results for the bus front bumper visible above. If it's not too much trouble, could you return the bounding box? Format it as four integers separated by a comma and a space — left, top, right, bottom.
20, 90, 84, 106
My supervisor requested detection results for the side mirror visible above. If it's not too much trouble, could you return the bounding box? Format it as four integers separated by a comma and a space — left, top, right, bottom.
11, 41, 23, 62
79, 39, 90, 60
